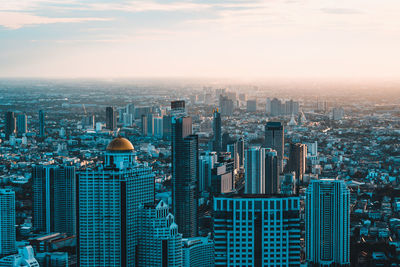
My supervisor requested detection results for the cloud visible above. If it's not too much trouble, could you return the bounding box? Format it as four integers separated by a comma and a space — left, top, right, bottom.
0, 12, 111, 29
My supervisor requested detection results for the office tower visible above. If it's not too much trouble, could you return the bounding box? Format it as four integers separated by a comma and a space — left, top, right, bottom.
265, 149, 279, 194
153, 116, 163, 138
332, 107, 345, 120
0, 246, 39, 267
306, 179, 350, 266
239, 93, 247, 101
122, 113, 133, 126
147, 113, 154, 136
137, 200, 183, 266
246, 100, 257, 112
227, 141, 239, 170
221, 132, 231, 153
211, 161, 234, 194
134, 106, 152, 120
281, 172, 296, 195
4, 112, 16, 140
32, 166, 76, 235
266, 98, 271, 114
182, 236, 215, 267
237, 137, 245, 168
77, 137, 154, 266
245, 147, 266, 194
16, 114, 27, 137
199, 152, 217, 193
81, 115, 95, 129
285, 100, 300, 115
219, 95, 234, 116
105, 106, 117, 130
0, 189, 16, 258
288, 143, 307, 183
38, 110, 45, 138
126, 103, 135, 115
270, 98, 282, 116
245, 147, 278, 194
162, 115, 172, 140
141, 115, 148, 136
172, 116, 198, 238
214, 195, 301, 266
265, 121, 284, 173
171, 100, 186, 116
35, 251, 68, 267
212, 109, 222, 152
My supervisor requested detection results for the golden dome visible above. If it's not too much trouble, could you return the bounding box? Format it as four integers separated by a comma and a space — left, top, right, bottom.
106, 137, 134, 151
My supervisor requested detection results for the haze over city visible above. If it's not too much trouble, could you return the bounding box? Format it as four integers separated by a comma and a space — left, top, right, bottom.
1, 0, 400, 80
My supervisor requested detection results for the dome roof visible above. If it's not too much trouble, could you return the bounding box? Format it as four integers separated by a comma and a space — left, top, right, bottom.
106, 137, 134, 151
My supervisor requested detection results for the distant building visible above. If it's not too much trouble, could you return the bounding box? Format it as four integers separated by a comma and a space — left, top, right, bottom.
172, 116, 199, 238
81, 115, 95, 129
171, 100, 186, 116
16, 114, 27, 137
4, 112, 16, 140
214, 195, 301, 266
38, 110, 45, 138
212, 109, 222, 153
199, 152, 218, 193
0, 189, 16, 258
147, 113, 154, 136
281, 172, 296, 195
219, 95, 234, 116
77, 137, 154, 266
153, 116, 163, 138
162, 115, 172, 140
141, 115, 148, 136
265, 121, 284, 173
332, 107, 345, 120
306, 179, 350, 266
137, 200, 183, 266
288, 143, 307, 184
182, 236, 215, 267
32, 165, 76, 235
105, 106, 117, 130
237, 137, 245, 168
246, 100, 257, 112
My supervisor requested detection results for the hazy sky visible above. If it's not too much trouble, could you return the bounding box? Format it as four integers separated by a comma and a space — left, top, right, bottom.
1, 0, 400, 79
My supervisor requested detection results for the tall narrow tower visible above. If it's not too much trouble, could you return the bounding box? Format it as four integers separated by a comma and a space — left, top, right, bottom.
306, 179, 350, 266
172, 116, 199, 238
212, 109, 222, 152
0, 189, 16, 258
77, 137, 155, 266
264, 121, 284, 173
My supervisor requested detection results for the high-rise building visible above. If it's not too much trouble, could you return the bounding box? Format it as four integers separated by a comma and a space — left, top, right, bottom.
38, 110, 45, 138
245, 147, 278, 194
4, 112, 16, 140
81, 115, 95, 129
0, 189, 16, 258
137, 200, 183, 266
199, 152, 217, 193
246, 100, 257, 112
162, 115, 172, 140
245, 147, 266, 194
266, 98, 271, 114
77, 137, 154, 266
306, 179, 350, 266
0, 246, 39, 267
270, 98, 282, 116
288, 143, 307, 184
211, 161, 234, 195
219, 95, 234, 116
237, 137, 245, 168
212, 109, 222, 152
227, 141, 239, 170
171, 100, 186, 116
32, 165, 76, 235
153, 116, 163, 138
265, 121, 284, 173
214, 195, 301, 266
141, 115, 148, 136
16, 114, 27, 137
147, 113, 154, 136
172, 116, 198, 238
182, 236, 215, 267
105, 106, 117, 130
281, 172, 296, 195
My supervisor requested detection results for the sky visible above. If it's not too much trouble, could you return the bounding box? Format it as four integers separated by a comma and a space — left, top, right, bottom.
1, 0, 400, 80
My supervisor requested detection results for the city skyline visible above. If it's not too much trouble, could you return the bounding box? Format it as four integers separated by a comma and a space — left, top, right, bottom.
1, 0, 400, 79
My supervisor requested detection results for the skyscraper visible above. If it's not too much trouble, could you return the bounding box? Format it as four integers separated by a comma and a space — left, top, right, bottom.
219, 95, 234, 116
182, 236, 215, 267
199, 151, 217, 193
245, 147, 279, 194
4, 112, 16, 140
38, 110, 45, 138
32, 165, 76, 235
141, 115, 148, 136
137, 200, 183, 266
105, 106, 117, 130
162, 115, 172, 140
171, 100, 186, 116
214, 195, 301, 266
265, 121, 284, 173
237, 137, 245, 168
306, 179, 350, 266
16, 113, 27, 137
0, 189, 16, 258
288, 143, 307, 184
172, 116, 198, 238
246, 100, 257, 112
212, 109, 222, 153
77, 137, 154, 266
